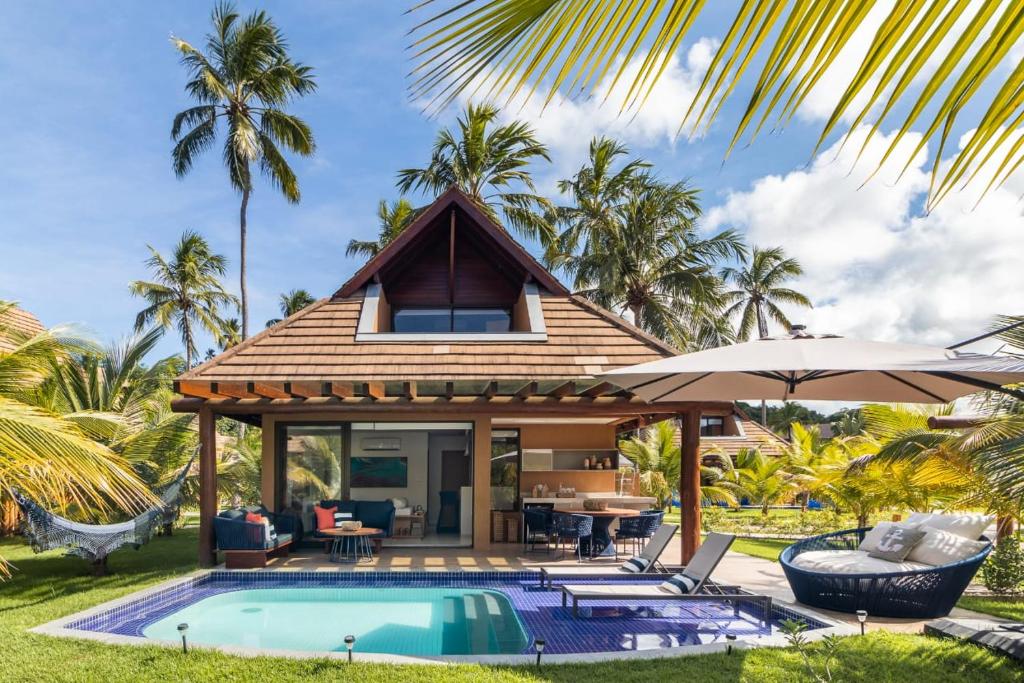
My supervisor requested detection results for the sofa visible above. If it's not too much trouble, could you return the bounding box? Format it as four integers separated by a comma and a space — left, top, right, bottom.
310, 499, 396, 549
781, 512, 993, 618
213, 505, 298, 568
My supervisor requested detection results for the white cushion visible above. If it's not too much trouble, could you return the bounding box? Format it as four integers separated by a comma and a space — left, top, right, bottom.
905, 512, 934, 526
621, 556, 650, 573
394, 507, 414, 517
390, 497, 408, 510
858, 522, 896, 551
660, 573, 698, 594
919, 513, 992, 540
905, 526, 989, 566
790, 549, 931, 575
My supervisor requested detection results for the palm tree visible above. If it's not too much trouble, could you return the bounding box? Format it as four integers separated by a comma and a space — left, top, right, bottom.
722, 246, 811, 340
410, 2, 1022, 210
397, 102, 553, 244
732, 448, 797, 516
130, 231, 237, 369
218, 318, 242, 349
345, 199, 417, 260
265, 290, 316, 327
171, 2, 316, 340
553, 170, 743, 350
0, 303, 155, 575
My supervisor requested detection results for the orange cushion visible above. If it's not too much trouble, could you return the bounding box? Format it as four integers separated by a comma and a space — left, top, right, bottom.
314, 505, 337, 530
245, 512, 264, 524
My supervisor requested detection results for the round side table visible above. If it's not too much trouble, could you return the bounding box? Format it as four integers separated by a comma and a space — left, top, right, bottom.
320, 527, 382, 564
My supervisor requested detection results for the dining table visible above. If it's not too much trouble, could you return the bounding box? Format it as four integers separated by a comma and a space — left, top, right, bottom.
552, 506, 641, 558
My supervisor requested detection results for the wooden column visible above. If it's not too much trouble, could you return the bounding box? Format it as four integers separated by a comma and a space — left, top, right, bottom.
472, 416, 492, 551
198, 407, 218, 568
680, 409, 702, 564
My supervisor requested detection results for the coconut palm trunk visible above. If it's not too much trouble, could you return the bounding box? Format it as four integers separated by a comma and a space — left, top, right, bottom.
240, 186, 250, 339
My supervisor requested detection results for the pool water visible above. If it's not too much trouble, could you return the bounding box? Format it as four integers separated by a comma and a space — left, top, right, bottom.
142, 587, 529, 656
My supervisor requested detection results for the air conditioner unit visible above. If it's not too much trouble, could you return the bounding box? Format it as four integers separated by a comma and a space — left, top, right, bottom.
361, 437, 401, 451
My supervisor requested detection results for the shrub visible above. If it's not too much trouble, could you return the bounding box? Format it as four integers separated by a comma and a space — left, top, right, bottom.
982, 536, 1024, 594
701, 506, 725, 530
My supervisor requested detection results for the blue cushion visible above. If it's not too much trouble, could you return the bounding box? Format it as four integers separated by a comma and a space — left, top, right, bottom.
267, 532, 292, 549
355, 501, 394, 532
218, 509, 247, 521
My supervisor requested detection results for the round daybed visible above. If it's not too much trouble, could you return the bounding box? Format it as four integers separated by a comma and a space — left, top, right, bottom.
780, 527, 992, 619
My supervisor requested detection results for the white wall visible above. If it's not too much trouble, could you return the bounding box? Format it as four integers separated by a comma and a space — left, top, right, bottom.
349, 430, 429, 509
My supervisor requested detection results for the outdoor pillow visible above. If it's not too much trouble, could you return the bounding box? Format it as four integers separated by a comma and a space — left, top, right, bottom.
245, 512, 264, 524
905, 512, 934, 526
867, 525, 926, 562
620, 556, 650, 573
390, 497, 408, 510
857, 522, 896, 551
333, 511, 353, 526
660, 573, 698, 594
919, 513, 993, 540
313, 505, 337, 530
906, 526, 989, 566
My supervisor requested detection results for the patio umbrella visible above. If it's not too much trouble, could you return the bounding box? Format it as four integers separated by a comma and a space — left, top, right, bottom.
601, 328, 1024, 404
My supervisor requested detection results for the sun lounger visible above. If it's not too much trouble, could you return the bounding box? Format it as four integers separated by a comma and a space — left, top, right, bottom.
536, 523, 678, 588
555, 532, 773, 622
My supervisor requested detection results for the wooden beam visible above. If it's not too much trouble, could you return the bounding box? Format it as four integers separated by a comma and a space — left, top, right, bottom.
483, 381, 498, 399
928, 415, 986, 429
248, 382, 290, 399
174, 380, 221, 399
679, 409, 702, 564
284, 381, 323, 399
580, 381, 616, 398
403, 381, 418, 400
215, 382, 253, 399
324, 381, 353, 399
445, 381, 455, 400
448, 209, 456, 306
548, 381, 576, 398
514, 381, 538, 400
198, 407, 217, 568
362, 381, 385, 400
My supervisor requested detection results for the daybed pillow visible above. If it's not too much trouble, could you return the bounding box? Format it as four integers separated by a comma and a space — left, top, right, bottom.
660, 573, 698, 594
620, 556, 650, 573
906, 526, 989, 566
858, 522, 896, 551
919, 513, 993, 540
313, 505, 337, 530
905, 512, 934, 526
867, 526, 926, 562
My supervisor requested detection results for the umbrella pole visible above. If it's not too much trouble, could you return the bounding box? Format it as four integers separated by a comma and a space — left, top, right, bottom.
680, 408, 702, 564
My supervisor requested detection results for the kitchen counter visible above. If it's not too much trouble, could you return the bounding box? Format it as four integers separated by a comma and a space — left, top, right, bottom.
521, 494, 656, 508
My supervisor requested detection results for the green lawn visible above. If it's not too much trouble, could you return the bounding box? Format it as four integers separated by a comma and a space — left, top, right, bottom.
730, 537, 791, 562
957, 596, 1024, 621
0, 531, 1020, 682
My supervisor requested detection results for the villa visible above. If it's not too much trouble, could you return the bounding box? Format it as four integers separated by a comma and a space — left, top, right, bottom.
171, 187, 731, 566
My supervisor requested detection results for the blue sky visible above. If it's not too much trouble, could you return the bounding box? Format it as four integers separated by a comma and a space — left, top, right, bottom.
2, 1, 1021, 364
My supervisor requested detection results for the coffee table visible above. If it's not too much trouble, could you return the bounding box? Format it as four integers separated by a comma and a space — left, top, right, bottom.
320, 527, 382, 564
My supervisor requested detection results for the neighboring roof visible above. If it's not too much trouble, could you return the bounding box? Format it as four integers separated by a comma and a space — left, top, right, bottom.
701, 417, 788, 460
335, 186, 569, 298
180, 290, 673, 383
0, 304, 44, 353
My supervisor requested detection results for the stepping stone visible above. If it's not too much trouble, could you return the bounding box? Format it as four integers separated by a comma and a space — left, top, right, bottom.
925, 618, 1024, 661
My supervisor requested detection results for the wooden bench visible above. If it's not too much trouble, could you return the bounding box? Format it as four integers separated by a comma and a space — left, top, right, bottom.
223, 538, 292, 569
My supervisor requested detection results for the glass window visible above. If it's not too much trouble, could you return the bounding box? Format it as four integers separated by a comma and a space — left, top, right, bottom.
700, 416, 725, 437
490, 429, 520, 511
280, 425, 345, 531
454, 308, 511, 333
393, 308, 451, 333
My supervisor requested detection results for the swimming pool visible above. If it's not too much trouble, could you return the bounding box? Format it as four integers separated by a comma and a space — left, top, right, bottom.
58, 571, 831, 659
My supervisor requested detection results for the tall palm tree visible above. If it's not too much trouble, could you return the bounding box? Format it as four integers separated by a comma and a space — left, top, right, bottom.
265, 290, 316, 328
130, 231, 237, 369
722, 246, 812, 341
397, 102, 553, 244
732, 448, 797, 517
345, 199, 418, 260
553, 169, 743, 350
410, 2, 1024, 210
171, 2, 316, 340
0, 304, 155, 574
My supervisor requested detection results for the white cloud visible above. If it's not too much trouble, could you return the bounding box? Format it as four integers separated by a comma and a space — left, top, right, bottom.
706, 125, 1024, 348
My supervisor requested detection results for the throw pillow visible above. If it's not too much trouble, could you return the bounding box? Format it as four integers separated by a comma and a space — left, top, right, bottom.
906, 526, 989, 566
334, 511, 353, 526
620, 556, 650, 573
857, 522, 895, 551
867, 526, 926, 562
660, 573, 698, 595
919, 513, 993, 540
245, 512, 264, 524
313, 505, 337, 530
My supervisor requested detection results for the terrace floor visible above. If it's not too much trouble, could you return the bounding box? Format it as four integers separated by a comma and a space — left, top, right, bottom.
230, 540, 997, 635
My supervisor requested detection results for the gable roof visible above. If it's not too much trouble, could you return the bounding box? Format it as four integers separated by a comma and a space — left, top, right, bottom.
335, 186, 568, 298
0, 304, 44, 354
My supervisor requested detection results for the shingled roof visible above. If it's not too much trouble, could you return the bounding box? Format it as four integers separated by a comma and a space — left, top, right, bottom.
179, 191, 676, 389
0, 304, 44, 354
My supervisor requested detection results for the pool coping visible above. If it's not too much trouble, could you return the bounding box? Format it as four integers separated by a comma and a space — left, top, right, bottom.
31, 569, 857, 665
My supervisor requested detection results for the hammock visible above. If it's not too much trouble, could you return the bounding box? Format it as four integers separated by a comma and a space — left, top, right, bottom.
14, 455, 194, 567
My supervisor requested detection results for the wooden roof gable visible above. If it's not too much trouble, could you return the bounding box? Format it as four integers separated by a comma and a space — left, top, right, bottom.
335, 186, 568, 298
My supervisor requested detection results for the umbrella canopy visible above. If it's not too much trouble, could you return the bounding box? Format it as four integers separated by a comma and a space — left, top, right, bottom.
602, 329, 1024, 403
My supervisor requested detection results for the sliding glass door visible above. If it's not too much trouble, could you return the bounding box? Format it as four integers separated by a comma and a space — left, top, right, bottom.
278, 424, 348, 531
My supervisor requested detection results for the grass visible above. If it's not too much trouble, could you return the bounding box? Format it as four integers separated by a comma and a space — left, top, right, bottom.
957, 596, 1024, 621
730, 537, 791, 562
0, 531, 1020, 682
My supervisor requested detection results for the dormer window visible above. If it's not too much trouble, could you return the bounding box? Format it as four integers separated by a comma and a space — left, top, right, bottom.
393, 307, 512, 334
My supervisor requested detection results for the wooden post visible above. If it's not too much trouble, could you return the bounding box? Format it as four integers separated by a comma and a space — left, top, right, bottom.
680, 409, 702, 564
472, 416, 492, 551
198, 407, 217, 568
